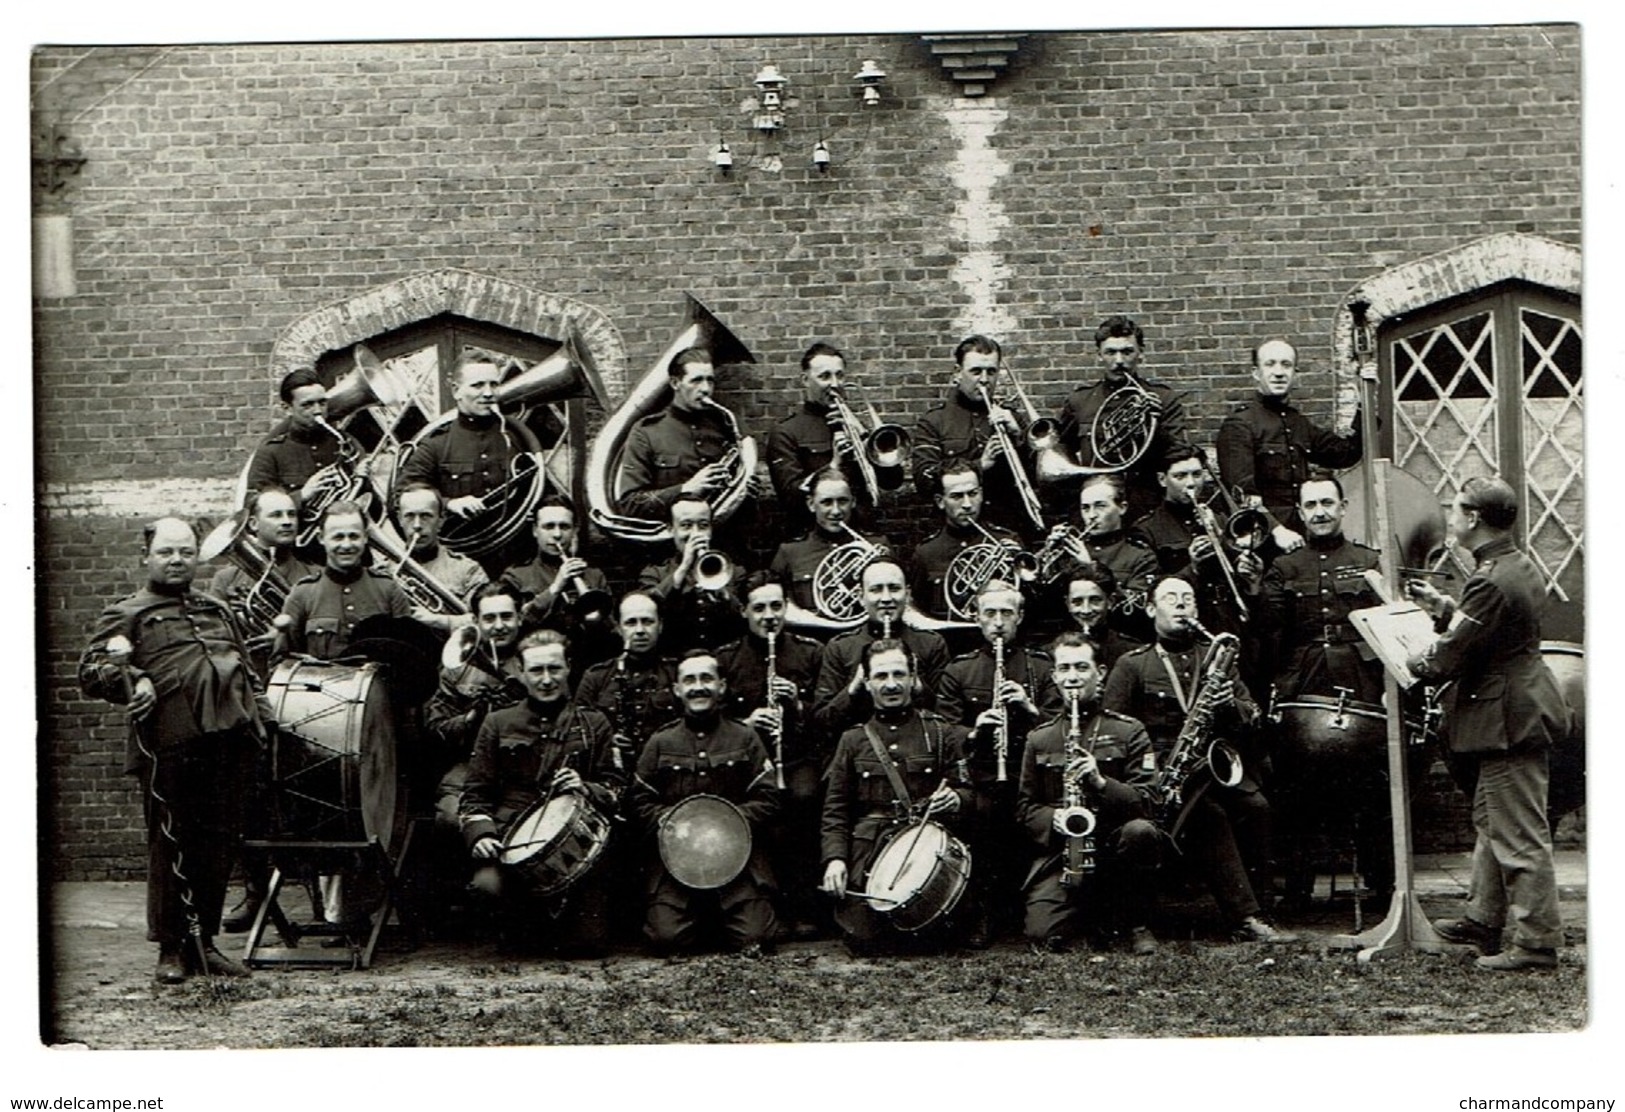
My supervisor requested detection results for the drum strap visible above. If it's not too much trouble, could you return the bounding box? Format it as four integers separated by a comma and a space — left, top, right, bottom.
863, 723, 914, 814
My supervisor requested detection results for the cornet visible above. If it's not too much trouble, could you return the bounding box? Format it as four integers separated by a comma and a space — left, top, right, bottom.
692, 549, 735, 593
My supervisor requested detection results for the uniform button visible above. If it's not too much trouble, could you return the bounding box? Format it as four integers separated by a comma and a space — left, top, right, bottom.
346, 604, 355, 611
890, 744, 899, 752
925, 767, 933, 774
343, 586, 352, 594
699, 770, 708, 777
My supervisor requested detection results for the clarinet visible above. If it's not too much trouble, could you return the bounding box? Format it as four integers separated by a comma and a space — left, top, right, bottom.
992, 633, 1009, 782
765, 627, 786, 790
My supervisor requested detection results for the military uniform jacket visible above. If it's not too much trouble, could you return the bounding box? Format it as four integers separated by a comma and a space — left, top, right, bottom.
619, 405, 737, 522
574, 652, 680, 762
79, 587, 268, 771
423, 652, 528, 763
280, 565, 412, 660
1054, 373, 1188, 515
811, 622, 951, 736
770, 531, 848, 613
766, 401, 903, 509
639, 556, 745, 652
412, 545, 489, 612
1102, 637, 1260, 769
245, 419, 360, 498
500, 556, 612, 630
458, 698, 622, 850
629, 713, 782, 886
820, 708, 971, 880
1215, 395, 1362, 526
912, 390, 1030, 536
910, 522, 1020, 620
1016, 707, 1153, 885
716, 631, 825, 767
1038, 526, 1159, 640
397, 412, 538, 501
1128, 502, 1240, 632
936, 642, 1061, 781
1262, 532, 1382, 702
1407, 537, 1570, 756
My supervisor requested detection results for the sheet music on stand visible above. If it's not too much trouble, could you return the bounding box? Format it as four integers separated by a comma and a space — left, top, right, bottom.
1348, 602, 1442, 690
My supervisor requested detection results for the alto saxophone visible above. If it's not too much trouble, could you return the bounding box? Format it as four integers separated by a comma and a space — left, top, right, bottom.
1153, 627, 1245, 835
1057, 693, 1098, 888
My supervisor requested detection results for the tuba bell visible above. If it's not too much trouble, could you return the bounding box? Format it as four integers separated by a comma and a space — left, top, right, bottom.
586, 294, 757, 544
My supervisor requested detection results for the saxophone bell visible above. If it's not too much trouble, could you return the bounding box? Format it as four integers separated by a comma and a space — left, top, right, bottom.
1056, 804, 1097, 838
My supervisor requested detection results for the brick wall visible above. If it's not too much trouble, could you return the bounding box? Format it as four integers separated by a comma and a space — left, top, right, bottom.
34, 27, 1582, 877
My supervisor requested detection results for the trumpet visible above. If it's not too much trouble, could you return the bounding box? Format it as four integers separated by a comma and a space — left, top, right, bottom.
827, 383, 911, 505
976, 385, 1046, 531
1031, 523, 1090, 585
693, 548, 734, 593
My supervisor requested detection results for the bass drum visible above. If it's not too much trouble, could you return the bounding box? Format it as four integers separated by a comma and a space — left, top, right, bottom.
1270, 695, 1429, 798
500, 792, 612, 896
864, 820, 972, 932
266, 659, 402, 851
657, 794, 752, 890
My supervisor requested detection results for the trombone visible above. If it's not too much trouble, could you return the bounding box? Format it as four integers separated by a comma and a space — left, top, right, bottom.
976, 384, 1046, 531
827, 383, 911, 505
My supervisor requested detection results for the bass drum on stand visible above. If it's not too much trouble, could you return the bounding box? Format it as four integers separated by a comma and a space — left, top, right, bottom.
266, 658, 404, 854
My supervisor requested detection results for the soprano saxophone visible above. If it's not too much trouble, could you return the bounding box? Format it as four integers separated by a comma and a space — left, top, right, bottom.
1057, 693, 1098, 888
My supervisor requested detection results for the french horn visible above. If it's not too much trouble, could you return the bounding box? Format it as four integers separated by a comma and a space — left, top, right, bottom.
585, 295, 757, 544
1032, 375, 1162, 483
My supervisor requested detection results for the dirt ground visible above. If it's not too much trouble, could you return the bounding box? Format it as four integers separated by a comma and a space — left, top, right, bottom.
40, 851, 1589, 1050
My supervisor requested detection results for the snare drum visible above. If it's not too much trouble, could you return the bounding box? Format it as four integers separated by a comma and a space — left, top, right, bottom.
499, 792, 612, 896
657, 794, 752, 890
864, 820, 972, 932
267, 658, 400, 848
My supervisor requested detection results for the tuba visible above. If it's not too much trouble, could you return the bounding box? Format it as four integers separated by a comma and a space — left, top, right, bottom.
396, 328, 603, 561
943, 518, 1038, 621
586, 295, 756, 544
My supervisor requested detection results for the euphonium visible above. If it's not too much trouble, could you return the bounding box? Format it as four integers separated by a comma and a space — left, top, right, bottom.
201, 514, 292, 636
942, 517, 1037, 621
366, 519, 472, 617
295, 416, 370, 548
827, 383, 911, 505
586, 294, 756, 543
697, 396, 759, 528
1057, 693, 1098, 888
1153, 627, 1245, 837
977, 385, 1046, 531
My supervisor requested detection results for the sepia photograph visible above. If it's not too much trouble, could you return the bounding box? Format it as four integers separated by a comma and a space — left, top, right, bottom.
20, 3, 1614, 1107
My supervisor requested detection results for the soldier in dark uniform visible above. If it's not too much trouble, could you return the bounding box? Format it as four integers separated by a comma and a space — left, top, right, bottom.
811, 559, 952, 739
1262, 475, 1384, 705
618, 347, 760, 557
459, 630, 624, 956
574, 592, 679, 773
1059, 563, 1144, 672
716, 572, 826, 936
244, 367, 363, 507
1103, 576, 1296, 944
912, 334, 1040, 542
1406, 478, 1569, 971
910, 461, 1021, 639
935, 580, 1061, 946
79, 517, 265, 984
769, 468, 888, 633
395, 359, 544, 577
638, 495, 745, 653
1258, 475, 1387, 908
1215, 338, 1363, 553
1036, 474, 1159, 644
629, 649, 782, 955
766, 342, 902, 530
1018, 632, 1162, 954
276, 500, 413, 660
207, 487, 314, 670
498, 495, 617, 678
820, 639, 972, 955
1051, 315, 1190, 523
392, 483, 489, 633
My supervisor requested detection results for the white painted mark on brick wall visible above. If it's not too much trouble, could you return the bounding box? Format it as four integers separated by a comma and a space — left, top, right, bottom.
40, 478, 238, 519
943, 99, 1018, 340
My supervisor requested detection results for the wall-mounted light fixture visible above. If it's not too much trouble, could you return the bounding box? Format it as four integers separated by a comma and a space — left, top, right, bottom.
854, 59, 887, 106
753, 64, 789, 132
712, 141, 734, 176
811, 140, 831, 172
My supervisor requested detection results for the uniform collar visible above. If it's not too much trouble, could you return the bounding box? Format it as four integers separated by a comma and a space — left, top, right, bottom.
873, 704, 914, 725
951, 389, 988, 415
1155, 629, 1199, 653
1307, 530, 1345, 551
455, 410, 499, 431
801, 399, 833, 418
1472, 535, 1518, 562
683, 708, 723, 731
1258, 393, 1292, 414
324, 563, 366, 585
525, 695, 568, 722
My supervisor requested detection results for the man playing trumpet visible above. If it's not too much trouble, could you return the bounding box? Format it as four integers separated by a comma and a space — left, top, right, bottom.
1018, 632, 1162, 955
498, 495, 617, 676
